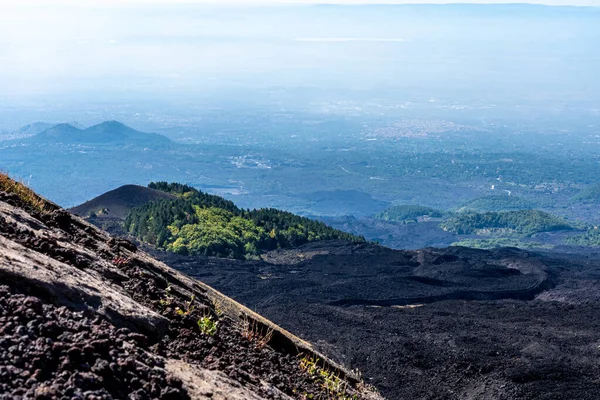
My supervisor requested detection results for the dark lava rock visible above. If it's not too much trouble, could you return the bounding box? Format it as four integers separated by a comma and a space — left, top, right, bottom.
0, 286, 185, 400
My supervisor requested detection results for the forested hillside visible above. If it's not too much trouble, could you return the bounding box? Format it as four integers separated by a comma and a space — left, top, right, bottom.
440, 210, 573, 236
125, 182, 364, 258
375, 205, 443, 223
565, 227, 600, 246
574, 184, 600, 204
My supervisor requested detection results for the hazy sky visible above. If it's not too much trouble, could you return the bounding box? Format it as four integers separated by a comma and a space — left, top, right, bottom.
1, 0, 599, 107
0, 0, 599, 6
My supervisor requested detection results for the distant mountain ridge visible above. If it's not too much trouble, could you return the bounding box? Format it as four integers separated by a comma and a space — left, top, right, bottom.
29, 120, 171, 147
14, 122, 54, 136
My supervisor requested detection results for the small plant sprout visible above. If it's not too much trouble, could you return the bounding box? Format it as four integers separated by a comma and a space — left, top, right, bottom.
321, 369, 345, 395
158, 283, 173, 307
197, 312, 218, 336
176, 294, 195, 316
299, 354, 320, 376
298, 354, 359, 399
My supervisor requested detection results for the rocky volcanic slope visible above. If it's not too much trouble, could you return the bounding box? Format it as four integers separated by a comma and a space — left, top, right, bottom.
0, 182, 382, 399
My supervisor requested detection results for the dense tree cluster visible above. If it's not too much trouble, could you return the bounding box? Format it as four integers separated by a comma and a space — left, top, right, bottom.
375, 205, 443, 223
440, 210, 572, 236
565, 228, 600, 246
573, 184, 600, 204
125, 182, 364, 258
148, 181, 238, 210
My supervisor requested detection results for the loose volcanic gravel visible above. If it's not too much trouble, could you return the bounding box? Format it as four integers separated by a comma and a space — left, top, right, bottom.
0, 285, 187, 400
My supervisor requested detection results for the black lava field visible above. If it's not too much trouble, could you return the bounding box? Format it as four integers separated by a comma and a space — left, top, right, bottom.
156, 241, 600, 400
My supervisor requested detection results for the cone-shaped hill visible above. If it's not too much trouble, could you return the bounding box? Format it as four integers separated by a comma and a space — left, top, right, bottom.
0, 173, 382, 400
13, 122, 54, 136
70, 184, 176, 220
29, 121, 171, 147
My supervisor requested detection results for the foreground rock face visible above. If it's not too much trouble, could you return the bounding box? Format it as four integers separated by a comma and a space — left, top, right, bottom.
0, 187, 382, 400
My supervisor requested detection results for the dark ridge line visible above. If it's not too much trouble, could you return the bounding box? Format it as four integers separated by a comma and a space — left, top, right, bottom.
328, 275, 557, 307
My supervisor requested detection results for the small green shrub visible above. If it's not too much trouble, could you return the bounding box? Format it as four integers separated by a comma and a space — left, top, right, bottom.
197, 315, 218, 336
158, 284, 173, 307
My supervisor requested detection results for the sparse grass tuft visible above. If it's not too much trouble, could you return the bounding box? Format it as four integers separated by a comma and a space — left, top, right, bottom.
176, 294, 196, 317
211, 297, 225, 318
299, 354, 362, 400
112, 256, 131, 267
239, 313, 274, 349
0, 172, 48, 214
299, 354, 321, 376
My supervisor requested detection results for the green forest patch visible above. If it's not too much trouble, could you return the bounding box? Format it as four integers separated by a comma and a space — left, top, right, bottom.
440, 210, 573, 237
573, 184, 600, 204
375, 205, 443, 223
125, 182, 364, 259
565, 227, 600, 246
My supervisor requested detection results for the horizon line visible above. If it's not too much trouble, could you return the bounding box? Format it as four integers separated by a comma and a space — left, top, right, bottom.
1, 1, 599, 8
